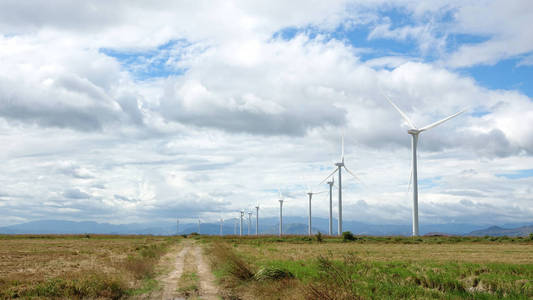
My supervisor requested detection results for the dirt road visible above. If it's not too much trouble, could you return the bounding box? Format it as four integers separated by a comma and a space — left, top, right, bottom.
156, 239, 219, 300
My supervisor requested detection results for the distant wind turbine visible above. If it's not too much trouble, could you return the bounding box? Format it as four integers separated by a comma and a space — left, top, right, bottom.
255, 201, 260, 236
320, 136, 363, 236
198, 218, 201, 235
220, 217, 223, 236
326, 177, 334, 235
385, 95, 465, 236
239, 210, 244, 236
248, 211, 252, 235
306, 185, 327, 236
278, 189, 284, 237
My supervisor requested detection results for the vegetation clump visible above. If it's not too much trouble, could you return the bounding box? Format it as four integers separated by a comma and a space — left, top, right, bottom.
254, 266, 294, 281
315, 231, 323, 243
342, 231, 356, 241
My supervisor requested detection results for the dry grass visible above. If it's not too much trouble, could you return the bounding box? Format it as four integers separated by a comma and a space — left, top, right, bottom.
234, 241, 533, 264
0, 234, 178, 298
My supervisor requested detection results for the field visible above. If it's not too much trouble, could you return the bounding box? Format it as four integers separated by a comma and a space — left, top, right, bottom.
1, 234, 532, 299
0, 235, 178, 299
206, 235, 533, 299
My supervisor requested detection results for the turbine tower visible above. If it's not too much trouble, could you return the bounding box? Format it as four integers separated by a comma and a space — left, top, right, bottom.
198, 219, 201, 235
386, 95, 465, 236
176, 218, 179, 235
248, 211, 252, 235
239, 210, 244, 236
306, 186, 326, 236
278, 190, 284, 237
320, 136, 363, 236
220, 218, 224, 236
255, 203, 260, 236
326, 177, 334, 235
234, 220, 237, 235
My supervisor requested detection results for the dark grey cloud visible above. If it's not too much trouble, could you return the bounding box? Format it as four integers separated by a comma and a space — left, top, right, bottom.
161, 93, 347, 136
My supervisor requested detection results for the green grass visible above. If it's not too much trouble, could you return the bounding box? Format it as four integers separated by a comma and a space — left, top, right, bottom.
256, 255, 533, 299
201, 235, 533, 299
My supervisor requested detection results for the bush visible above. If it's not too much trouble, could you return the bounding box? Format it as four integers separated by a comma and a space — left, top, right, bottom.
316, 232, 323, 243
254, 266, 294, 281
342, 231, 355, 242
529, 233, 533, 241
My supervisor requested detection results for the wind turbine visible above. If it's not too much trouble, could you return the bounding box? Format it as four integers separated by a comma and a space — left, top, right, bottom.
176, 218, 179, 235
320, 136, 363, 236
234, 220, 237, 235
278, 190, 284, 237
306, 185, 327, 236
248, 211, 252, 235
239, 210, 244, 236
255, 202, 260, 236
326, 177, 334, 235
220, 218, 224, 236
385, 95, 465, 236
198, 218, 201, 235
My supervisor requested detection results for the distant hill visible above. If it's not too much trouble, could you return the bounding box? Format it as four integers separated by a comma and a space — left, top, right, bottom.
1, 218, 529, 236
467, 225, 533, 237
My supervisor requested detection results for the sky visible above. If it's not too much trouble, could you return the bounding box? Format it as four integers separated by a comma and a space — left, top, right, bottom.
0, 0, 532, 227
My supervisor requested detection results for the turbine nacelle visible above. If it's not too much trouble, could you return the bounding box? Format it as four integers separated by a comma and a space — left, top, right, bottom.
335, 162, 344, 167
407, 129, 420, 135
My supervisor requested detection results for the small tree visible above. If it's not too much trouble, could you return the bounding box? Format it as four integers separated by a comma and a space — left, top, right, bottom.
342, 231, 355, 241
529, 233, 533, 241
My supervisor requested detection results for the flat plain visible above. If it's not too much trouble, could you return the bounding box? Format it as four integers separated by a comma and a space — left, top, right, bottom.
1, 234, 532, 299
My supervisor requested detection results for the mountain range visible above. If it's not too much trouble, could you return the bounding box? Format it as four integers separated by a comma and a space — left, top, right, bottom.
1, 218, 532, 236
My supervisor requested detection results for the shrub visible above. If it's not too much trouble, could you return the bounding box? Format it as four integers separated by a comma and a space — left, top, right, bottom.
529, 233, 533, 241
254, 266, 294, 281
316, 232, 323, 243
342, 231, 355, 242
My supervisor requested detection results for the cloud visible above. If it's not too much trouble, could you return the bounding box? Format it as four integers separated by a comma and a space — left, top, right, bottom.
0, 1, 532, 228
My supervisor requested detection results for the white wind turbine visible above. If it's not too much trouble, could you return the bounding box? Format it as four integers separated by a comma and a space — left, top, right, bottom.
219, 217, 224, 236
198, 218, 201, 235
320, 136, 363, 236
326, 177, 335, 235
255, 201, 260, 236
306, 185, 327, 236
385, 95, 465, 236
248, 211, 252, 236
239, 210, 244, 236
278, 189, 284, 237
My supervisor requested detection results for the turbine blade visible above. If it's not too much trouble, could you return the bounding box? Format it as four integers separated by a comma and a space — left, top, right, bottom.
384, 94, 417, 129
419, 109, 466, 132
278, 188, 282, 199
343, 165, 364, 185
313, 190, 328, 195
320, 168, 338, 185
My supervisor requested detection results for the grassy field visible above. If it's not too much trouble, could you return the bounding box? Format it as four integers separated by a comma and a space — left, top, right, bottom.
1, 234, 531, 299
205, 234, 533, 299
0, 234, 178, 299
